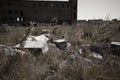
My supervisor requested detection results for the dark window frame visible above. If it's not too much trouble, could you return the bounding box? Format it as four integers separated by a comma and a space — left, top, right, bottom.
62, 4, 64, 7
56, 4, 59, 7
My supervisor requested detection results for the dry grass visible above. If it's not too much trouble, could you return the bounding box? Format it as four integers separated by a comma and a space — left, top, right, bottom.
0, 21, 120, 80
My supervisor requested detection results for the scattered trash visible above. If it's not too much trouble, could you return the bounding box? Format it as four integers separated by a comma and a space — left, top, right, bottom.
90, 53, 103, 59
42, 29, 50, 34
111, 42, 120, 56
89, 43, 109, 55
111, 42, 120, 46
52, 39, 71, 50
0, 46, 27, 56
79, 43, 104, 59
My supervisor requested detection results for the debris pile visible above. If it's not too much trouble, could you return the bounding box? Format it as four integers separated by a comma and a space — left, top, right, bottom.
51, 39, 71, 50
14, 34, 50, 54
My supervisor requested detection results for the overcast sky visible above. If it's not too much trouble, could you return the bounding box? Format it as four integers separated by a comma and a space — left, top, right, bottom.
31, 0, 120, 20
78, 0, 120, 20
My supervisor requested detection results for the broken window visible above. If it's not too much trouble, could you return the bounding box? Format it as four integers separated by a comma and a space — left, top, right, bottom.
21, 18, 24, 21
17, 17, 20, 22
62, 4, 64, 7
56, 4, 59, 7
51, 3, 54, 7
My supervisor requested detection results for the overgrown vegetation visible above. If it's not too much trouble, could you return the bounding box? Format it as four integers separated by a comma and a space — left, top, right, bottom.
0, 21, 120, 80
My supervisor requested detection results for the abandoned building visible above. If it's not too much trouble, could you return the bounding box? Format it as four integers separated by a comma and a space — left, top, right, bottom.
0, 0, 77, 25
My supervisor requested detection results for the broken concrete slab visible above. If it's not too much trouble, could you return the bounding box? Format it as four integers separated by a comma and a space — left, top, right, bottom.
14, 34, 50, 54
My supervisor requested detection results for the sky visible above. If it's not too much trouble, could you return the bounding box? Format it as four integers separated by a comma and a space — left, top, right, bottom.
30, 0, 120, 20
78, 0, 120, 20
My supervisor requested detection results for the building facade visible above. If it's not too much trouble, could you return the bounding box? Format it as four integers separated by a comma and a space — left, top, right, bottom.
0, 0, 77, 25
